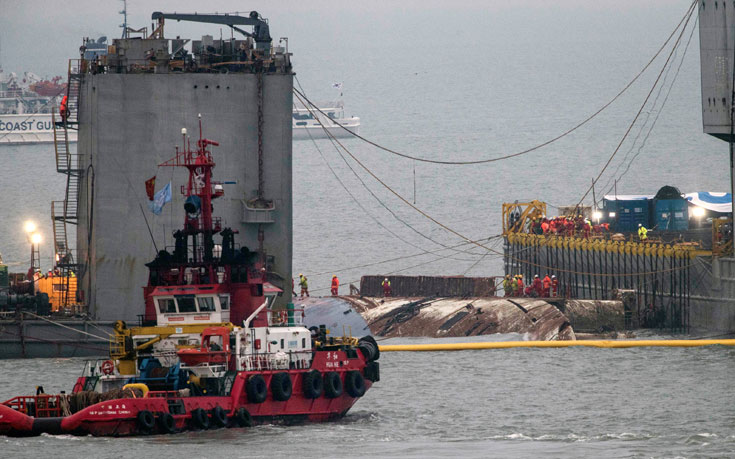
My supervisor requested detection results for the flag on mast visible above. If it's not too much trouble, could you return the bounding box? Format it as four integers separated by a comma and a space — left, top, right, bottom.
148, 182, 172, 215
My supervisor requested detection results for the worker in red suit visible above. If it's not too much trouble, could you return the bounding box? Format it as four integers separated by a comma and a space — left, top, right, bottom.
60, 95, 68, 122
331, 275, 340, 296
382, 278, 392, 297
551, 275, 559, 297
542, 274, 551, 297
532, 274, 543, 297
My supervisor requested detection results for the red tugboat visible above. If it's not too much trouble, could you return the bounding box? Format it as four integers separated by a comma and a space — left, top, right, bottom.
0, 118, 380, 437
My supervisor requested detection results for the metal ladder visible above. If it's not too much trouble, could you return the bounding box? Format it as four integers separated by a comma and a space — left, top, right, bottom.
50, 59, 84, 311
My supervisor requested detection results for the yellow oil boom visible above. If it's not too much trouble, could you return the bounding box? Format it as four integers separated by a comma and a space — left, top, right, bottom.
379, 339, 735, 352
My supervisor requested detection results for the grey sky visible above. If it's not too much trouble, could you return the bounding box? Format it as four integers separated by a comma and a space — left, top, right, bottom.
1, 0, 680, 78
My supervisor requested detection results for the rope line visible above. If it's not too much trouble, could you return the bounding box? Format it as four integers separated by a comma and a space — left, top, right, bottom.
573, 0, 697, 209
293, 1, 696, 166
23, 312, 110, 341
294, 91, 695, 279
600, 11, 699, 200
295, 78, 485, 260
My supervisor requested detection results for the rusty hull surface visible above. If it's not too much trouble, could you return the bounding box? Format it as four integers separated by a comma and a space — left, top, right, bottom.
298, 296, 576, 341
561, 299, 626, 333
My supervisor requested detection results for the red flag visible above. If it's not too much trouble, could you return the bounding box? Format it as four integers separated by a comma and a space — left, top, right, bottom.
145, 176, 156, 201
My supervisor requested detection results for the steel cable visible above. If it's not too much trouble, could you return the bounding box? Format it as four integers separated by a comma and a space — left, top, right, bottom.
292, 1, 697, 166
294, 91, 694, 278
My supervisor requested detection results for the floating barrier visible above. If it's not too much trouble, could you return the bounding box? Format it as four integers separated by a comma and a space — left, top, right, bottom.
379, 339, 735, 351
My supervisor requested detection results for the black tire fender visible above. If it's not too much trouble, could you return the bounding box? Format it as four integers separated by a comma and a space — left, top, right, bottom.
190, 407, 210, 429
211, 405, 227, 428
324, 371, 343, 398
271, 372, 293, 402
137, 410, 155, 433
302, 370, 323, 399
235, 407, 253, 427
345, 370, 366, 398
246, 374, 268, 403
157, 412, 176, 434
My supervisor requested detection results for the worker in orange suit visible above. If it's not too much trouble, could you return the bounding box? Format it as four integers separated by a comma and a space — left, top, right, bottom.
516, 275, 524, 297
331, 275, 340, 296
551, 275, 559, 297
542, 274, 551, 297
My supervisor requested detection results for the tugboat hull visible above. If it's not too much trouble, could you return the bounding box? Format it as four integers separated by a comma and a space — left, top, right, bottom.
0, 367, 374, 437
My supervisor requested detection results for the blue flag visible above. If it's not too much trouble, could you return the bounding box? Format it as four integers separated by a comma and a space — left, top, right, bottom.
148, 182, 172, 215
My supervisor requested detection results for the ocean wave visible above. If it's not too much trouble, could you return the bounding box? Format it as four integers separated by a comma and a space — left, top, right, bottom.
487, 432, 657, 443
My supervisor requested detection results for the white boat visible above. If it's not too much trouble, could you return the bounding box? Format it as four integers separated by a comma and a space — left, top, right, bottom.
0, 70, 76, 145
292, 100, 360, 140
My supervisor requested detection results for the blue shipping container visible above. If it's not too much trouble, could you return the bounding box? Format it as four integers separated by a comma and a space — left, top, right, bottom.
603, 198, 651, 233
653, 199, 689, 230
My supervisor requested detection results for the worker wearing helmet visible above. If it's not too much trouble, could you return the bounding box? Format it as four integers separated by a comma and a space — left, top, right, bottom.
382, 277, 392, 297
517, 275, 525, 297
551, 275, 558, 297
299, 273, 309, 298
532, 274, 543, 297
542, 274, 551, 297
638, 223, 648, 241
331, 275, 340, 296
511, 275, 519, 297
502, 275, 511, 297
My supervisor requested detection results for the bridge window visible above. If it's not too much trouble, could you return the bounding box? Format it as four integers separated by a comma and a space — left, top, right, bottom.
198, 296, 215, 312
219, 295, 230, 310
157, 298, 176, 313
176, 295, 197, 313
293, 112, 313, 120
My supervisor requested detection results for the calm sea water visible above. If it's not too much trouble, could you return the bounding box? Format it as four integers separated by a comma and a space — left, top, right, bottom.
0, 336, 733, 458
1, 1, 733, 457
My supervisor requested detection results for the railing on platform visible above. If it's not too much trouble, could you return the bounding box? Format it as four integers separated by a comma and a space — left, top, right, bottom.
240, 350, 312, 372
267, 307, 304, 326
3, 394, 66, 418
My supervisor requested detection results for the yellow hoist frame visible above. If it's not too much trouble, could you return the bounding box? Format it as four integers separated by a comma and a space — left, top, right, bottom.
502, 200, 547, 235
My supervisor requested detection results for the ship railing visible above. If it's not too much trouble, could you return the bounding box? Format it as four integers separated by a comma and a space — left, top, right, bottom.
109, 334, 127, 360
3, 394, 66, 418
68, 59, 83, 76
240, 350, 312, 372
82, 57, 277, 75
267, 307, 305, 327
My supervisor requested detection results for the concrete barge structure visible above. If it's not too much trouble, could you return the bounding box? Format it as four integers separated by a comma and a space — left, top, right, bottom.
56, 12, 294, 324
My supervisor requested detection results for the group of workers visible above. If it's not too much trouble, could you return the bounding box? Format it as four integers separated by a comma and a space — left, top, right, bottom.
526, 215, 610, 238
294, 273, 342, 297
503, 273, 558, 298
293, 274, 392, 298
518, 214, 654, 242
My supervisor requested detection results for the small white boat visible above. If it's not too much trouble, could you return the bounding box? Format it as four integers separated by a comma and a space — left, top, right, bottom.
293, 100, 360, 140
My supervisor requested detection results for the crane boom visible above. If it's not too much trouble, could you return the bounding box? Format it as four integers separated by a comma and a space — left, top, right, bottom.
151, 11, 271, 51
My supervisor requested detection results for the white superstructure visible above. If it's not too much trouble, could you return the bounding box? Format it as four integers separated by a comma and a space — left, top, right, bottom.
0, 70, 76, 145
